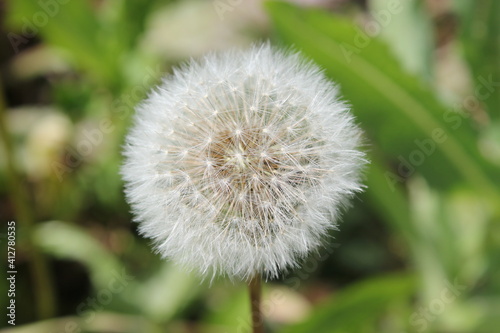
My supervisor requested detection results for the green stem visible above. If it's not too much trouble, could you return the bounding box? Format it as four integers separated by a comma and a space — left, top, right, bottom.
0, 80, 56, 319
249, 274, 264, 333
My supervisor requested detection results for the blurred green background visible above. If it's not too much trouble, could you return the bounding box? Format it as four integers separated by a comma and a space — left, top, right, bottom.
1, 0, 499, 332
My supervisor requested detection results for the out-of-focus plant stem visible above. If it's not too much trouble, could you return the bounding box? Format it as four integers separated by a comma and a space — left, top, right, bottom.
0, 80, 56, 319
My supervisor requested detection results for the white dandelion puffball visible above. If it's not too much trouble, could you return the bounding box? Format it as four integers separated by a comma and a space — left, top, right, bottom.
122, 44, 366, 280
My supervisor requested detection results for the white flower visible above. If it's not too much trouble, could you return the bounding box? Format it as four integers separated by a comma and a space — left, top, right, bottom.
121, 44, 366, 280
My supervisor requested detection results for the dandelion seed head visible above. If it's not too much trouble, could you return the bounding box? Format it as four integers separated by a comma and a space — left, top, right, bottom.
121, 44, 367, 280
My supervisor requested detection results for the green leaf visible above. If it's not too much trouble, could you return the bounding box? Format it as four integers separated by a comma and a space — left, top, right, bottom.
364, 154, 416, 245
369, 0, 433, 80
201, 283, 250, 332
6, 0, 123, 89
34, 220, 122, 290
134, 261, 204, 323
265, 1, 500, 201
279, 274, 416, 333
457, 0, 500, 120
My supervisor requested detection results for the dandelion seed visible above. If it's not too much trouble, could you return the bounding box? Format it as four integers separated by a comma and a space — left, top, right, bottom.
121, 44, 367, 281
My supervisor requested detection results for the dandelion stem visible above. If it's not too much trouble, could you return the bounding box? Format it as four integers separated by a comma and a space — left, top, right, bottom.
249, 274, 264, 333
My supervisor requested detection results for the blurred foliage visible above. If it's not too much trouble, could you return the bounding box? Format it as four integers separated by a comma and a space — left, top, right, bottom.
0, 0, 499, 332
